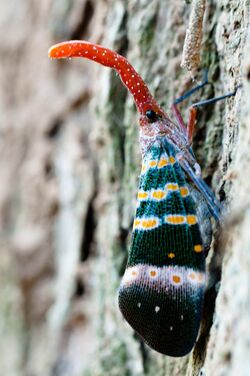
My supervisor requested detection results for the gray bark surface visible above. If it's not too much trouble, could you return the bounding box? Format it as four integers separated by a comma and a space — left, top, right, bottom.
0, 0, 249, 375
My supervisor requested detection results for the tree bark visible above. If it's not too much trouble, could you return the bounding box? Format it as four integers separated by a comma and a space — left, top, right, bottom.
0, 0, 249, 375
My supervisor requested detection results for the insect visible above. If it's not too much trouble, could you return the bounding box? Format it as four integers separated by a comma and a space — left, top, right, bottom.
48, 40, 236, 357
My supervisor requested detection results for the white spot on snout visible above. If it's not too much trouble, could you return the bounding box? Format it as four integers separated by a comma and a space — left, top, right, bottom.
155, 306, 160, 313
137, 302, 141, 308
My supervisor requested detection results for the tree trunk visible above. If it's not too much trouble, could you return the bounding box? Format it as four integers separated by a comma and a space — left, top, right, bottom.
0, 0, 249, 375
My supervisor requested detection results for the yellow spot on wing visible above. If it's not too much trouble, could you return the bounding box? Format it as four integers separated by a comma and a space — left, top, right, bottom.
165, 215, 186, 225
197, 272, 205, 283
169, 156, 176, 164
180, 186, 189, 197
188, 272, 196, 281
133, 218, 141, 229
187, 271, 205, 284
137, 191, 148, 200
158, 158, 168, 168
187, 215, 198, 225
141, 218, 159, 229
166, 183, 179, 191
122, 266, 139, 285
172, 275, 181, 284
149, 270, 157, 277
141, 164, 147, 173
194, 244, 203, 253
149, 160, 157, 167
168, 252, 175, 259
151, 190, 166, 200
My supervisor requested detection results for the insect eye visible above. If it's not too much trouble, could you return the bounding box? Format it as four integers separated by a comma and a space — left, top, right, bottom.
145, 109, 158, 122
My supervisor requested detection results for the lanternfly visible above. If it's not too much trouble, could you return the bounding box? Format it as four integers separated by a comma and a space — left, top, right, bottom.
48, 40, 237, 357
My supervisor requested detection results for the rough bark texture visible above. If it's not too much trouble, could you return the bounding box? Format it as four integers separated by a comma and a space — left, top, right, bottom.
0, 0, 249, 375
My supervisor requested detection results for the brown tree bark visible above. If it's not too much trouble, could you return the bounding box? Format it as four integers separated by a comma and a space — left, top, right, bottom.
0, 0, 249, 375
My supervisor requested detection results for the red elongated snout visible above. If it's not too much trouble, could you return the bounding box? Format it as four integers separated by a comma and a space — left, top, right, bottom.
48, 40, 165, 118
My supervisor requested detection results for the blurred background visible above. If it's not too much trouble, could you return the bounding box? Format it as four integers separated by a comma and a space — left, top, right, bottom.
0, 0, 249, 375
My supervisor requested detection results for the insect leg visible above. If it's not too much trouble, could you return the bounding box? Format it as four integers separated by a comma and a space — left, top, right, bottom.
187, 107, 197, 144
174, 69, 209, 105
191, 85, 241, 108
186, 84, 241, 143
171, 70, 210, 135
